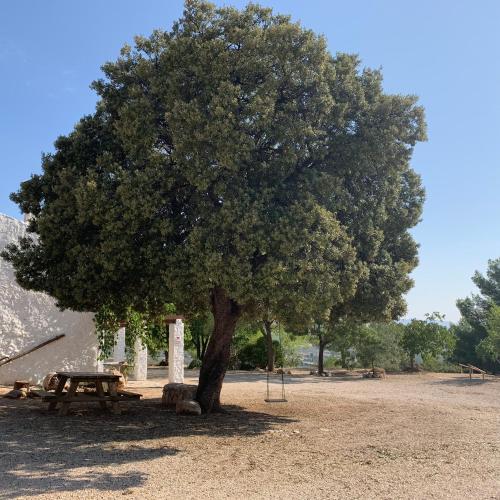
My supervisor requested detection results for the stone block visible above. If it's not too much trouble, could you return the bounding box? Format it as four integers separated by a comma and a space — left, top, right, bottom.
176, 400, 202, 416
362, 367, 386, 379
372, 367, 386, 378
107, 368, 126, 390
42, 372, 60, 391
162, 383, 198, 407
13, 380, 30, 390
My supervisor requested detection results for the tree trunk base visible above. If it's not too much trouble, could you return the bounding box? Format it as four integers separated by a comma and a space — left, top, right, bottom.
196, 287, 241, 413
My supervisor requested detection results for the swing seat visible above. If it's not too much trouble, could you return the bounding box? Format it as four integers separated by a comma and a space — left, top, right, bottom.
263, 323, 288, 404
265, 369, 287, 403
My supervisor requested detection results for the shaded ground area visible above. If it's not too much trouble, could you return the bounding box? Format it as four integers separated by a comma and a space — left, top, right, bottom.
0, 371, 499, 499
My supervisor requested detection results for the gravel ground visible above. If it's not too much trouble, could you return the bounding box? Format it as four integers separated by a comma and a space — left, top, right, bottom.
0, 370, 499, 499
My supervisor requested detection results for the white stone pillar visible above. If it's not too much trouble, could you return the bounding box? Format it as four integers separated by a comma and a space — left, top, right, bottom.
96, 358, 104, 373
131, 338, 148, 381
168, 319, 184, 384
113, 327, 126, 363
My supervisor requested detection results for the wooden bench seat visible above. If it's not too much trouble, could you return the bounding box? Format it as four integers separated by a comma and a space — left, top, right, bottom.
31, 388, 142, 403
30, 389, 57, 400
35, 372, 143, 415
116, 389, 142, 400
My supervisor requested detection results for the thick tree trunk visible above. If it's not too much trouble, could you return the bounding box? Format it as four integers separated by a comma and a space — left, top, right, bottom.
263, 320, 274, 372
196, 287, 241, 413
318, 335, 326, 375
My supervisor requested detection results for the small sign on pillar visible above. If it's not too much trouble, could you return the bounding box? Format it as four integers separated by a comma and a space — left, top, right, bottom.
168, 317, 185, 384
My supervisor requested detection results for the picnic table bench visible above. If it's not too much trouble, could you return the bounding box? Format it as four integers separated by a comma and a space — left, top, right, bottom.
31, 371, 141, 415
458, 363, 487, 380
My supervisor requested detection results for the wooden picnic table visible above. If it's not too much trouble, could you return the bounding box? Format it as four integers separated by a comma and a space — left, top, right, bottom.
458, 363, 487, 380
32, 371, 141, 416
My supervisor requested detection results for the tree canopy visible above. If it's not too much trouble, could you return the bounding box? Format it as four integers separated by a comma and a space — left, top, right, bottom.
453, 258, 500, 370
400, 313, 455, 369
477, 305, 500, 363
2, 0, 426, 410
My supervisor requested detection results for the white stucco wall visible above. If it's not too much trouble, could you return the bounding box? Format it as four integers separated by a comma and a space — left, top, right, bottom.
0, 213, 98, 385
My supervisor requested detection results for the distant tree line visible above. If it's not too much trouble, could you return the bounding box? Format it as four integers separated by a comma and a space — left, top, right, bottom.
316, 257, 500, 373
311, 314, 455, 373
183, 257, 500, 374
90, 257, 500, 375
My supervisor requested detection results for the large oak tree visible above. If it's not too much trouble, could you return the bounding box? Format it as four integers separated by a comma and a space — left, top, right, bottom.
2, 1, 425, 411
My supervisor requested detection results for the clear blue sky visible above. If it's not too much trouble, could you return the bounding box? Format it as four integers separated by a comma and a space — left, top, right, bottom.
1, 1, 499, 322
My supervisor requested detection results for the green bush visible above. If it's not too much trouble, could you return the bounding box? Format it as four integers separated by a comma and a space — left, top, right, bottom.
188, 358, 203, 369
226, 322, 304, 370
324, 356, 342, 369
421, 356, 460, 373
354, 323, 406, 371
237, 336, 283, 370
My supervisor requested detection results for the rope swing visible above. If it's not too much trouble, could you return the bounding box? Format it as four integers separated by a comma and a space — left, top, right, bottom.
265, 321, 287, 403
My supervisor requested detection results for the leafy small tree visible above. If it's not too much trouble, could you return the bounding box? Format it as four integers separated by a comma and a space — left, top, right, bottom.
325, 320, 364, 369
260, 318, 275, 372
317, 319, 407, 373
95, 304, 174, 363
400, 313, 455, 369
311, 322, 327, 375
365, 322, 406, 371
355, 327, 385, 370
476, 304, 500, 363
186, 313, 212, 361
453, 258, 500, 371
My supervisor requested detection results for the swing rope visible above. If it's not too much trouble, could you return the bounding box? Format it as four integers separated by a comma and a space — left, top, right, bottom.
265, 321, 287, 403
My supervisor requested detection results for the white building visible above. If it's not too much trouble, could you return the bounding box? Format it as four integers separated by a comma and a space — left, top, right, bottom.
0, 213, 99, 385
0, 213, 185, 387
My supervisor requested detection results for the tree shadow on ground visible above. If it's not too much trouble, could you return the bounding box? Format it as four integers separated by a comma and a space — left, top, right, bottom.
428, 375, 498, 387
0, 397, 295, 498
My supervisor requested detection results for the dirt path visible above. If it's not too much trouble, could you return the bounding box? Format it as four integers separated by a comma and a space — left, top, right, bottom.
0, 371, 499, 499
